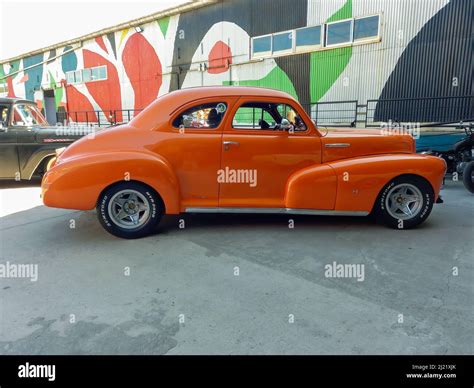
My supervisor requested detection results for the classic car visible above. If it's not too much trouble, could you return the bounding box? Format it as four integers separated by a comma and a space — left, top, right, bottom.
41, 86, 446, 238
0, 97, 90, 180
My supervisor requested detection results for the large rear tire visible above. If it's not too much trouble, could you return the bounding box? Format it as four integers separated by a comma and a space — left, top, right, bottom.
97, 182, 163, 239
375, 175, 434, 229
462, 161, 474, 193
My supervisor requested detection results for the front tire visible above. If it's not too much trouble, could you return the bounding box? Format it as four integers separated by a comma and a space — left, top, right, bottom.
97, 182, 163, 239
375, 175, 434, 229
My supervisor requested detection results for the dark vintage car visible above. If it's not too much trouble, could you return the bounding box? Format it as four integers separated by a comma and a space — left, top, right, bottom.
0, 97, 90, 180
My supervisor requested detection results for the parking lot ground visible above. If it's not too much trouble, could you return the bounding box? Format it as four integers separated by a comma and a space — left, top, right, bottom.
0, 179, 472, 354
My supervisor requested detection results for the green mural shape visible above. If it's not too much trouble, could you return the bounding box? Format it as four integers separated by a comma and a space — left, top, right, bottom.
0, 60, 20, 82
223, 66, 298, 100
48, 71, 63, 109
157, 16, 170, 37
310, 0, 352, 102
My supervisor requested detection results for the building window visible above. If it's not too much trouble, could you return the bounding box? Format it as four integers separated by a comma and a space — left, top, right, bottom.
326, 19, 353, 46
295, 25, 321, 51
66, 72, 75, 84
73, 70, 82, 83
272, 31, 293, 54
96, 66, 107, 80
250, 14, 380, 59
66, 65, 107, 85
82, 68, 92, 83
252, 35, 272, 57
354, 15, 380, 41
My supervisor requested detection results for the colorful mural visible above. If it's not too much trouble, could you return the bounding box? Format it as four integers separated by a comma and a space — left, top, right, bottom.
0, 0, 472, 124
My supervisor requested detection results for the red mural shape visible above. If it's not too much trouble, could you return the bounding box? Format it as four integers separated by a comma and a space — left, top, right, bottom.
6, 77, 16, 98
83, 49, 122, 122
95, 37, 108, 53
208, 41, 232, 74
65, 86, 98, 123
122, 33, 162, 111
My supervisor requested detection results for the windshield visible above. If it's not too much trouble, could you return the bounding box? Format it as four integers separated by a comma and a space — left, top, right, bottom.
13, 103, 48, 126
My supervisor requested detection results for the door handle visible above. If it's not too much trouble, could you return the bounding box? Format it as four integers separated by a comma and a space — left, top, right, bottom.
223, 141, 239, 151
324, 143, 351, 148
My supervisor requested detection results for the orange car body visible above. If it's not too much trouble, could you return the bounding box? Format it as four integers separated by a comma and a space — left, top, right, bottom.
42, 87, 446, 217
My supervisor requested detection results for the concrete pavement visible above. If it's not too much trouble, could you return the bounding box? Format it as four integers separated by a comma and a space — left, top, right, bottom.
0, 179, 472, 354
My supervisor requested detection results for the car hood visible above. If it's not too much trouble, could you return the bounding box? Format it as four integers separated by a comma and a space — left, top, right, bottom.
320, 127, 415, 163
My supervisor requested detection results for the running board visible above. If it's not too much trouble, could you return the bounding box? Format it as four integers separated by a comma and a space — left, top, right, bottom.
184, 207, 369, 216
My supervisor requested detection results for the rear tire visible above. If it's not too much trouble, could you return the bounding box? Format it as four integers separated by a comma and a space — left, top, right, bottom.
97, 181, 163, 239
462, 161, 474, 193
375, 175, 434, 229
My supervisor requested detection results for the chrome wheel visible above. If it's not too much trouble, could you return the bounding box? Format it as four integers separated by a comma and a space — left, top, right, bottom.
385, 183, 423, 220
108, 189, 151, 229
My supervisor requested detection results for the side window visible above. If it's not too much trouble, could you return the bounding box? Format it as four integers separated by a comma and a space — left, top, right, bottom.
233, 106, 275, 129
12, 104, 47, 126
276, 104, 307, 132
172, 102, 227, 129
0, 105, 10, 125
232, 102, 307, 132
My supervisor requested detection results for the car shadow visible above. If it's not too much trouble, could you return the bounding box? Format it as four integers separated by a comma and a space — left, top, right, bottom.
156, 212, 376, 235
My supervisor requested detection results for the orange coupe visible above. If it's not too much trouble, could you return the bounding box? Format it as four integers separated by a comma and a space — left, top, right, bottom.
41, 87, 446, 238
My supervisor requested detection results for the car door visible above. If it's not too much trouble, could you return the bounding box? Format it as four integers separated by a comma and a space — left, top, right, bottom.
219, 97, 322, 208
162, 97, 238, 209
10, 104, 41, 178
0, 103, 20, 178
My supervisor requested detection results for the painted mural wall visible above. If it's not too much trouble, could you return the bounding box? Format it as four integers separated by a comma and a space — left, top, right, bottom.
0, 0, 472, 123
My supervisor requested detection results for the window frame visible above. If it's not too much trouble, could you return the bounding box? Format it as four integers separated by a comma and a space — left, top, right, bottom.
66, 65, 107, 85
294, 25, 322, 53
249, 14, 381, 59
271, 29, 295, 55
231, 100, 309, 134
353, 14, 381, 43
251, 34, 273, 58
171, 101, 229, 131
325, 18, 354, 48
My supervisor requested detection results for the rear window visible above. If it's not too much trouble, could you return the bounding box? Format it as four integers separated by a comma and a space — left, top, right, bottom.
172, 102, 227, 129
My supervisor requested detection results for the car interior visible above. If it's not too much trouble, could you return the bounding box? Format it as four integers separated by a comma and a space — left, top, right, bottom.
172, 103, 226, 129
233, 102, 307, 131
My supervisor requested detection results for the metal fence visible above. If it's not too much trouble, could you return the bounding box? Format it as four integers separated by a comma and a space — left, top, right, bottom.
56, 109, 143, 127
301, 100, 358, 127
57, 96, 473, 128
365, 95, 474, 127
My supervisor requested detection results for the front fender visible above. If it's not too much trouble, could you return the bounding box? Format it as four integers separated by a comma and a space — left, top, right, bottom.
20, 146, 57, 179
285, 164, 337, 210
327, 154, 446, 212
42, 151, 181, 213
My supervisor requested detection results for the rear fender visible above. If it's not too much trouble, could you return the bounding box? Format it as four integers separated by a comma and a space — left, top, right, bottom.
43, 151, 181, 213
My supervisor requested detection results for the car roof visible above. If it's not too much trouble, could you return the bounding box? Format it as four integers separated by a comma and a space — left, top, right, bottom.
0, 97, 35, 105
130, 86, 300, 130
168, 86, 295, 100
